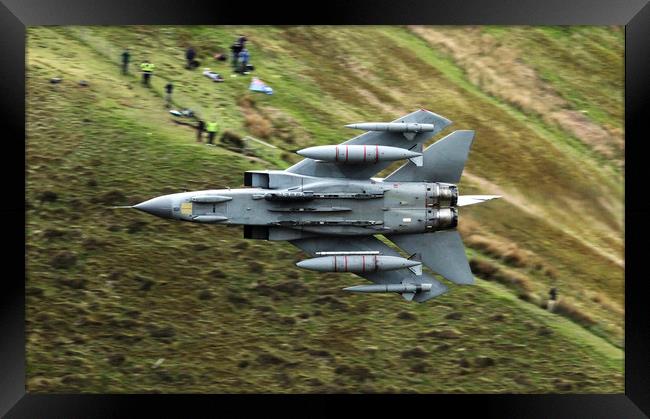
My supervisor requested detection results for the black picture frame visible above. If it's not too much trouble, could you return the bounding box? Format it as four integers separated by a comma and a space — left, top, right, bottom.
3, 0, 649, 417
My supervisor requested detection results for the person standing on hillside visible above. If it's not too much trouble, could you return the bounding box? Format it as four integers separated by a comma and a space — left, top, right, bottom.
185, 47, 196, 69
196, 119, 205, 143
206, 119, 219, 145
140, 60, 155, 87
230, 39, 244, 72
164, 82, 173, 108
547, 287, 558, 312
238, 48, 250, 74
121, 49, 130, 75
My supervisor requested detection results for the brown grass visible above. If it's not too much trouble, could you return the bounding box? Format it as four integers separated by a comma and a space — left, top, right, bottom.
408, 26, 623, 162
465, 230, 564, 281
471, 255, 599, 330
469, 257, 533, 296
262, 107, 312, 146
465, 234, 503, 258
457, 216, 482, 237
502, 247, 530, 268
469, 258, 498, 279
466, 234, 532, 269
236, 94, 256, 109
244, 113, 273, 139
220, 130, 245, 151
542, 266, 559, 280
238, 93, 274, 139
587, 291, 624, 317
554, 298, 597, 327
494, 268, 534, 294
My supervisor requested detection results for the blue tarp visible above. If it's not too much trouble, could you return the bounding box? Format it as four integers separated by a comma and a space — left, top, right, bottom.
249, 77, 273, 95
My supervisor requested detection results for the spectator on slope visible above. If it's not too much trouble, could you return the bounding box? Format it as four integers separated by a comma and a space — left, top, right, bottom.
196, 119, 205, 143
238, 48, 250, 74
547, 287, 558, 312
206, 119, 219, 145
185, 47, 196, 69
140, 60, 155, 87
164, 82, 174, 108
121, 49, 130, 75
230, 37, 244, 72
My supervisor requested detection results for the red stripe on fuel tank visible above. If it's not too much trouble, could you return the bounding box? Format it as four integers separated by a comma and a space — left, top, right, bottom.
363, 145, 367, 162
375, 145, 379, 163
344, 255, 348, 272
346, 145, 349, 162
335, 146, 339, 162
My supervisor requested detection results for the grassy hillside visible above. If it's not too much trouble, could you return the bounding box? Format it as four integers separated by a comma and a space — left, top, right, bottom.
26, 26, 624, 393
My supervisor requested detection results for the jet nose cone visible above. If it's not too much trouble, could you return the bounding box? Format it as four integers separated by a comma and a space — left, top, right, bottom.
133, 196, 173, 219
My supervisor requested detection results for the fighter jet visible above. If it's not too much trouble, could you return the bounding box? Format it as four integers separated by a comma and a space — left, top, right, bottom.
131, 110, 499, 302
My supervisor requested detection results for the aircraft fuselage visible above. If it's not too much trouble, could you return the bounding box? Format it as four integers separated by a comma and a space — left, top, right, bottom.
134, 173, 459, 239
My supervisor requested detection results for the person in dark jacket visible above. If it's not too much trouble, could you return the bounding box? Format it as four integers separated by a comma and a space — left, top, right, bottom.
238, 48, 250, 74
121, 49, 130, 75
196, 120, 205, 143
230, 42, 243, 72
185, 47, 196, 69
164, 83, 173, 108
547, 287, 558, 312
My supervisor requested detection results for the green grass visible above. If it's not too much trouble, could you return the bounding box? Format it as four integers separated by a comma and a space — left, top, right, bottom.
26, 26, 623, 393
481, 26, 623, 130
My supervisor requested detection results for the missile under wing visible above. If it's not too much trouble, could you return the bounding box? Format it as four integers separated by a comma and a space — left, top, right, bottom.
286, 109, 451, 179
285, 110, 489, 301
129, 109, 500, 303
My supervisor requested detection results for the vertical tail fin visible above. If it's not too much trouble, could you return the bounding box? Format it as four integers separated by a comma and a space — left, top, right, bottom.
385, 130, 475, 183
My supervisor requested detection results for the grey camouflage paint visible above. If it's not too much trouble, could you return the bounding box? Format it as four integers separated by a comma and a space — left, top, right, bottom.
132, 110, 500, 302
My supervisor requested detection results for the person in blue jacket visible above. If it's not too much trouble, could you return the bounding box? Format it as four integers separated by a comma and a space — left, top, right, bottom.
238, 48, 250, 74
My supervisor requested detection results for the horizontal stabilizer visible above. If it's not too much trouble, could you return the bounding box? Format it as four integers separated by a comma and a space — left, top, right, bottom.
387, 230, 474, 285
385, 130, 475, 183
457, 195, 501, 207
